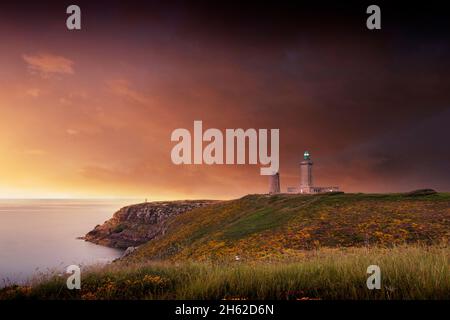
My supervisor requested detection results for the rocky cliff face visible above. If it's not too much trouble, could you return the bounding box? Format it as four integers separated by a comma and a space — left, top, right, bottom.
84, 200, 216, 249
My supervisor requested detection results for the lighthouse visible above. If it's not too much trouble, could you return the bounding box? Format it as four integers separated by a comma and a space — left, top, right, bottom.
268, 172, 281, 194
300, 151, 313, 193
270, 151, 340, 194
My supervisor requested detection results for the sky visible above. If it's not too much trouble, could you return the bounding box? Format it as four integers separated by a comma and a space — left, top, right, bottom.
0, 1, 449, 199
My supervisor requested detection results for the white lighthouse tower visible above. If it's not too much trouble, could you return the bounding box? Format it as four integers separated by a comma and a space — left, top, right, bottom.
300, 151, 313, 193
285, 151, 340, 194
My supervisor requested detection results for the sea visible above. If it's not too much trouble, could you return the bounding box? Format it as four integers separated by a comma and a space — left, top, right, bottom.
0, 199, 133, 287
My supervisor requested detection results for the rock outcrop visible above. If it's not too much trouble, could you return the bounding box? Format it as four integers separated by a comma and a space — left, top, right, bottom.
403, 189, 437, 197
84, 200, 216, 248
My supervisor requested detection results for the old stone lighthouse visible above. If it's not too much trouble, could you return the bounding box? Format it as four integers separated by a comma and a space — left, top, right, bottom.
269, 151, 340, 194
300, 151, 313, 193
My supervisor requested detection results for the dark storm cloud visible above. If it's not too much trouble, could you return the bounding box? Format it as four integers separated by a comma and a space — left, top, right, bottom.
1, 1, 449, 194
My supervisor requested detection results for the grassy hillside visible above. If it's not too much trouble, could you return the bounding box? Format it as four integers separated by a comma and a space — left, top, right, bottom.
2, 192, 449, 300
126, 193, 450, 262
2, 245, 448, 300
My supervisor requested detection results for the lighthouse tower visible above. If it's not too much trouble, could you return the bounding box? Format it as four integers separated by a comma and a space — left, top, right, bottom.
300, 151, 313, 193
268, 172, 280, 194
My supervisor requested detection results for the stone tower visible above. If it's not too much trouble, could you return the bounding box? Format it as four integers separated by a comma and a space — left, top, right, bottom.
300, 151, 313, 193
268, 172, 280, 194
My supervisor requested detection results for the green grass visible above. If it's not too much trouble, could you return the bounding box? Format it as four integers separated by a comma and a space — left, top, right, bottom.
3, 193, 449, 300
1, 245, 449, 300
222, 208, 281, 239
127, 193, 450, 261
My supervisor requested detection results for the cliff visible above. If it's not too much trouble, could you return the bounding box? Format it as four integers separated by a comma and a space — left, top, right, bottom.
122, 192, 450, 262
85, 192, 450, 261
84, 200, 217, 248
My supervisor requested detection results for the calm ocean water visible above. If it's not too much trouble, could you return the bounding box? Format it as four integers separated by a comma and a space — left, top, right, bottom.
0, 199, 133, 287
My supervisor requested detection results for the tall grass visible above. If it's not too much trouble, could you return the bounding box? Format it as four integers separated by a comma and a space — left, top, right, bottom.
1, 245, 449, 300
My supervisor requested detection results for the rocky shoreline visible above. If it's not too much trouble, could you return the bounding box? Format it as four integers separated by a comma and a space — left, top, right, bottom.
83, 200, 217, 249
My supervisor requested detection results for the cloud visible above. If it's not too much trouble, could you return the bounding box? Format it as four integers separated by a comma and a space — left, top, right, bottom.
107, 79, 150, 105
66, 129, 79, 135
22, 53, 74, 77
26, 88, 41, 97
59, 97, 72, 105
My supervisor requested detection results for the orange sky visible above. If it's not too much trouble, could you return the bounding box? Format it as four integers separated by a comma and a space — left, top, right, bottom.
0, 2, 449, 199
0, 44, 285, 199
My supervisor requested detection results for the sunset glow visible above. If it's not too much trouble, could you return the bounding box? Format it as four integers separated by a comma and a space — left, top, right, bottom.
0, 2, 449, 199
